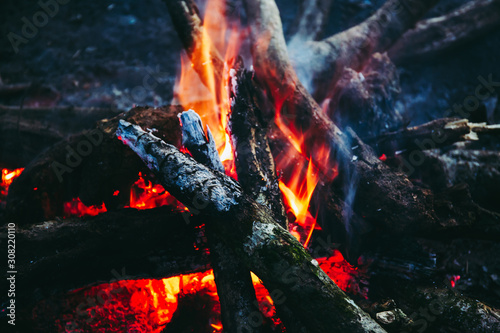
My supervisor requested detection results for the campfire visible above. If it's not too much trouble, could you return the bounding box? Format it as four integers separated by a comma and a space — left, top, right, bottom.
1, 0, 500, 332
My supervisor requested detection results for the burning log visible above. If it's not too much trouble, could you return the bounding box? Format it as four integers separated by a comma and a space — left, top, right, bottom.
5, 106, 183, 225
243, 0, 437, 236
389, 0, 500, 62
180, 109, 264, 333
2, 207, 210, 327
290, 0, 439, 101
228, 60, 288, 228
116, 120, 386, 332
162, 0, 225, 94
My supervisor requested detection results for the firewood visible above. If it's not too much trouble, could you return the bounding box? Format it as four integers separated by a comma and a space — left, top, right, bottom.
366, 118, 500, 156
116, 120, 386, 333
228, 60, 288, 228
243, 0, 437, 236
5, 106, 183, 225
389, 0, 500, 62
180, 109, 264, 333
162, 0, 225, 95
3, 207, 210, 327
290, 0, 439, 101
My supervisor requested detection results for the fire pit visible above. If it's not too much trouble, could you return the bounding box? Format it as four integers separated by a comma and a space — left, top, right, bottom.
1, 0, 500, 332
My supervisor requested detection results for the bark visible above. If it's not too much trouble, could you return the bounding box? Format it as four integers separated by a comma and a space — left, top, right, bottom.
0, 207, 210, 326
244, 0, 436, 236
293, 0, 439, 101
180, 109, 263, 333
162, 0, 225, 95
364, 118, 471, 155
116, 120, 386, 333
389, 0, 500, 62
228, 60, 288, 228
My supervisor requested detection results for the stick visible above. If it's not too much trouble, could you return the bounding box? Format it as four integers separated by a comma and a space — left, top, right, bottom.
162, 0, 225, 93
116, 120, 386, 333
180, 110, 264, 332
228, 60, 288, 228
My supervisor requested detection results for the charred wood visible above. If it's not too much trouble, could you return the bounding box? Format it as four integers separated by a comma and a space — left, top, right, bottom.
116, 120, 386, 333
5, 106, 183, 225
162, 0, 225, 95
0, 207, 209, 328
389, 0, 500, 62
228, 60, 288, 228
180, 109, 263, 333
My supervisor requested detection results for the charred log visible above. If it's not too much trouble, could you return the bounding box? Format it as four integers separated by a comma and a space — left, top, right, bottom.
5, 106, 183, 225
0, 207, 209, 328
292, 0, 439, 101
228, 60, 288, 228
162, 0, 225, 95
116, 120, 386, 333
180, 109, 264, 333
389, 0, 500, 62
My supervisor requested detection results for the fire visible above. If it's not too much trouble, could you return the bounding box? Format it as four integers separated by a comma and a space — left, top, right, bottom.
49, 270, 283, 333
64, 198, 107, 217
173, 0, 241, 178
126, 172, 185, 211
0, 168, 24, 201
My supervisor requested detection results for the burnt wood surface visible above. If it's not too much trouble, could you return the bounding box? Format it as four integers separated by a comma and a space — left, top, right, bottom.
116, 120, 386, 333
0, 207, 209, 330
180, 109, 264, 333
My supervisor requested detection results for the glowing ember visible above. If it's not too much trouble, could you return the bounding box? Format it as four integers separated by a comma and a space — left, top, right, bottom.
449, 275, 461, 288
317, 250, 370, 298
50, 270, 283, 333
0, 168, 24, 201
126, 172, 186, 211
64, 198, 107, 218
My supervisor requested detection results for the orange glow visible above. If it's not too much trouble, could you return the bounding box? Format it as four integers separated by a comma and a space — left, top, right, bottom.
173, 0, 242, 179
0, 168, 24, 200
54, 270, 284, 332
317, 250, 369, 298
126, 172, 185, 211
64, 198, 107, 217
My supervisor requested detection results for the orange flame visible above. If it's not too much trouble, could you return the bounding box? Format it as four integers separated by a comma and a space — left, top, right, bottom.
173, 0, 241, 178
126, 172, 186, 211
0, 168, 24, 200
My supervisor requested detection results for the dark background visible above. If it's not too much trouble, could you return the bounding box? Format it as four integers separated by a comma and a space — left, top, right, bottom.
0, 0, 499, 124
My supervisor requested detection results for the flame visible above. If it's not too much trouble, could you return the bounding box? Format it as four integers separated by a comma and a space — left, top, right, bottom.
126, 172, 186, 211
173, 0, 241, 178
0, 168, 24, 200
48, 270, 284, 333
64, 198, 107, 217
